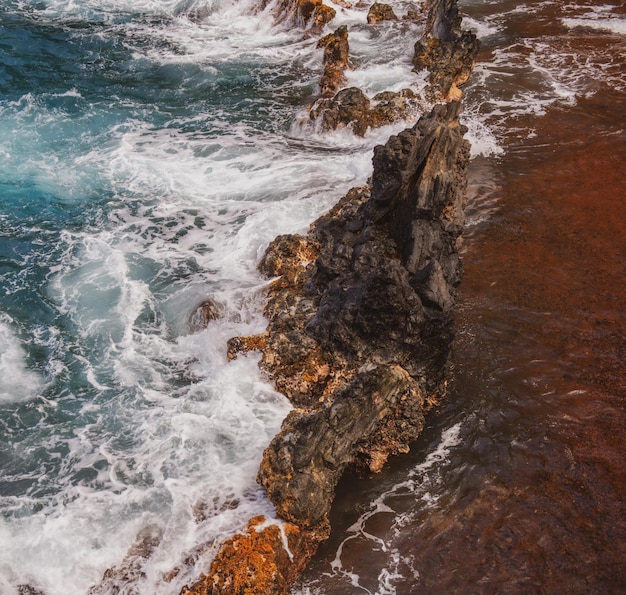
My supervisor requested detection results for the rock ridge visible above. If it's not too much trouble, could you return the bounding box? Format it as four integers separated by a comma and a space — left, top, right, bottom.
254, 100, 469, 529
190, 98, 470, 594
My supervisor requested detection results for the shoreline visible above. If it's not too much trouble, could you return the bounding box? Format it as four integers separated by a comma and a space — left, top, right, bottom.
182, 1, 479, 592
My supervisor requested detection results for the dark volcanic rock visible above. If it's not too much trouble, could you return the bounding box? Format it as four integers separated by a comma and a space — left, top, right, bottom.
256, 100, 470, 530
89, 526, 163, 594
412, 0, 480, 100
367, 2, 399, 24
258, 365, 424, 527
310, 87, 371, 131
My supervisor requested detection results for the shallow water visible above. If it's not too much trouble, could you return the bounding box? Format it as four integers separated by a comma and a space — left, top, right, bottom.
295, 1, 626, 593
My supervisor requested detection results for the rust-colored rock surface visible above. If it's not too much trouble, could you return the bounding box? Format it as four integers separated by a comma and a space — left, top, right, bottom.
181, 516, 329, 595
317, 25, 350, 98
366, 2, 398, 24
266, 0, 336, 34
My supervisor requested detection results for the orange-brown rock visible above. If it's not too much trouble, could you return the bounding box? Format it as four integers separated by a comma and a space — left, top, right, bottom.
403, 9, 423, 21
317, 25, 349, 98
226, 333, 268, 361
182, 516, 329, 595
266, 0, 337, 34
366, 2, 398, 24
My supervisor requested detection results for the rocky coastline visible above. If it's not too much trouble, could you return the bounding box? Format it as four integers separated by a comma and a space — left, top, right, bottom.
181, 1, 478, 593
87, 1, 478, 593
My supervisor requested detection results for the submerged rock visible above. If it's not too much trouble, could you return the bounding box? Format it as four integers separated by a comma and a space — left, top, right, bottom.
188, 299, 220, 333
310, 87, 421, 136
89, 526, 163, 594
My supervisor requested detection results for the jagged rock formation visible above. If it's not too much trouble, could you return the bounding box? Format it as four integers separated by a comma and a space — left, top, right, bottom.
413, 0, 480, 100
317, 25, 350, 98
307, 3, 432, 136
256, 100, 469, 526
181, 1, 475, 592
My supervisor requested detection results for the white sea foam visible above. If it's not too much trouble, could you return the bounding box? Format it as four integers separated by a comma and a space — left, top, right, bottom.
463, 15, 502, 40
562, 4, 626, 36
563, 16, 626, 35
0, 316, 43, 403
